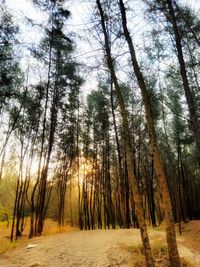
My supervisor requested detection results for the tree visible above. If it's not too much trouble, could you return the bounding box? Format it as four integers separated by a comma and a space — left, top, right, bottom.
10, 87, 42, 241
56, 79, 81, 227
146, 0, 200, 164
118, 0, 180, 265
96, 1, 155, 266
29, 0, 82, 237
87, 85, 115, 229
0, 4, 22, 180
0, 4, 20, 112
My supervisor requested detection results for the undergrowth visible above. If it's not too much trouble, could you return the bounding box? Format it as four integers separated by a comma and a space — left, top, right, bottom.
123, 241, 192, 267
0, 238, 17, 254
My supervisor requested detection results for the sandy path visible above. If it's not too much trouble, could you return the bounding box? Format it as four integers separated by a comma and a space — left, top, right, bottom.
0, 229, 199, 267
0, 229, 136, 267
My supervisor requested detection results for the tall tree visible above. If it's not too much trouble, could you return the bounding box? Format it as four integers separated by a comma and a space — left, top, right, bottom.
29, 0, 82, 236
0, 4, 22, 180
146, 0, 200, 164
96, 1, 155, 266
118, 0, 180, 265
0, 4, 20, 113
56, 80, 80, 227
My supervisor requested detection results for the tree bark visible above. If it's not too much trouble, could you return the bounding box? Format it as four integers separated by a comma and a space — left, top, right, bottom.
118, 0, 180, 266
96, 1, 155, 266
110, 83, 126, 228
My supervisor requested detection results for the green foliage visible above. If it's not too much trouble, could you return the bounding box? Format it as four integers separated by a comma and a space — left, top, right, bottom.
86, 82, 110, 141
0, 6, 22, 113
146, 76, 161, 122
175, 4, 200, 45
29, 0, 83, 162
0, 176, 15, 214
165, 67, 190, 146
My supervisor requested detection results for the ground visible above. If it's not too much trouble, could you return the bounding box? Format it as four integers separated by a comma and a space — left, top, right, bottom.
0, 221, 200, 267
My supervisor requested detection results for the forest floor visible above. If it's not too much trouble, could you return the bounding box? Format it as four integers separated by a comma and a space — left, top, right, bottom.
0, 221, 200, 267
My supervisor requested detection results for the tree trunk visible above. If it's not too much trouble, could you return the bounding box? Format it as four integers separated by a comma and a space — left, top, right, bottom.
118, 0, 180, 265
110, 83, 126, 228
96, 1, 155, 266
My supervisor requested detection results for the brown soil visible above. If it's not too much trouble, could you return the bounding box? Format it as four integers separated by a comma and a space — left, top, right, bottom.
0, 222, 200, 267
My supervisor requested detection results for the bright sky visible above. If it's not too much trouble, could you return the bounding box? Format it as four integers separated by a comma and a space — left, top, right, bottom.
5, 0, 200, 51
4, 0, 200, 94
181, 0, 200, 11
5, 0, 98, 94
5, 0, 93, 51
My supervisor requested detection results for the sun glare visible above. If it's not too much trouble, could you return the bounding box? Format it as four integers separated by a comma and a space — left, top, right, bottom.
75, 157, 94, 185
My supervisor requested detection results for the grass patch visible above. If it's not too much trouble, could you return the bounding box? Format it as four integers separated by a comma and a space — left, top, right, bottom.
42, 220, 76, 236
0, 238, 17, 254
123, 241, 192, 267
122, 244, 144, 266
122, 242, 169, 267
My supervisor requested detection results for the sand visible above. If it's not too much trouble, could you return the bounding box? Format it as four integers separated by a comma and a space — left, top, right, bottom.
0, 228, 199, 267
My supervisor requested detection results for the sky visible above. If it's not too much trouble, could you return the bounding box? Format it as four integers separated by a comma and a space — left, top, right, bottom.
4, 0, 200, 94
5, 0, 95, 62
4, 0, 200, 51
181, 0, 200, 11
5, 0, 98, 95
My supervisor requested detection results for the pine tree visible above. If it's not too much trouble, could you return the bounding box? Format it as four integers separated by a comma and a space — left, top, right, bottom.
96, 1, 155, 265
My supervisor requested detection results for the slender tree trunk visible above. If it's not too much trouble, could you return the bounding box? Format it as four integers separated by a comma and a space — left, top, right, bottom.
11, 147, 24, 240
30, 36, 53, 238
10, 174, 20, 241
0, 147, 6, 180
118, 0, 180, 265
96, 1, 155, 265
35, 49, 60, 235
110, 82, 126, 227
57, 171, 67, 227
69, 175, 74, 227
90, 152, 95, 230
106, 136, 115, 229
76, 98, 83, 229
124, 155, 131, 228
144, 157, 156, 227
96, 165, 102, 229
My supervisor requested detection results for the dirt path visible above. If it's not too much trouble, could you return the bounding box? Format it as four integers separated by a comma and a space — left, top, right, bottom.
0, 229, 199, 267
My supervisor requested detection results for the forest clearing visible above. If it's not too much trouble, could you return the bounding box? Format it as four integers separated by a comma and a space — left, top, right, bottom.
1, 0, 200, 266
0, 220, 200, 267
